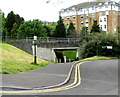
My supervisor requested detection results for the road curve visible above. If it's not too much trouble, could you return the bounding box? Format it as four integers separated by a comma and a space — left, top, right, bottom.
1, 60, 118, 95
1, 62, 83, 94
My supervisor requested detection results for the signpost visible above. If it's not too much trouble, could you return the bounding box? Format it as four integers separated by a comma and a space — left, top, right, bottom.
33, 36, 37, 64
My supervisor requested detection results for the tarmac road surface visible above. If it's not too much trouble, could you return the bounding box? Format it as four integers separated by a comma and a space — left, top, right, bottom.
1, 60, 119, 95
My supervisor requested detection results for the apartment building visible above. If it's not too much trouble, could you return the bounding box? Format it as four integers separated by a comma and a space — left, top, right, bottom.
60, 1, 120, 34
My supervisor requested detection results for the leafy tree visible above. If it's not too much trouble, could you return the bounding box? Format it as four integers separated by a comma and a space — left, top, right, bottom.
43, 24, 51, 37
48, 22, 57, 37
90, 20, 100, 33
54, 16, 66, 37
5, 11, 16, 36
80, 33, 119, 58
11, 23, 18, 36
0, 10, 6, 41
67, 21, 77, 38
4, 11, 24, 37
17, 20, 47, 38
80, 26, 89, 37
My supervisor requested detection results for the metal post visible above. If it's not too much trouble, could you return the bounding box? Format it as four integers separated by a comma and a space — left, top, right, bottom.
34, 41, 37, 64
33, 36, 37, 64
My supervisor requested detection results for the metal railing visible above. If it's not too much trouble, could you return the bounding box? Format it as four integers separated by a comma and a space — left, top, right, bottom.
5, 36, 80, 43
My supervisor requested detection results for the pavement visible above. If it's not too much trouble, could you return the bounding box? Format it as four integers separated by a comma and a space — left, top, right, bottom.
1, 60, 119, 95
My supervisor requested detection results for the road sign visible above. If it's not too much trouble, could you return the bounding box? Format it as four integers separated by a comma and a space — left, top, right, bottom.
107, 46, 113, 49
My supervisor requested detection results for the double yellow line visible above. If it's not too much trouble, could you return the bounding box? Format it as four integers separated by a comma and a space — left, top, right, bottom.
0, 62, 84, 94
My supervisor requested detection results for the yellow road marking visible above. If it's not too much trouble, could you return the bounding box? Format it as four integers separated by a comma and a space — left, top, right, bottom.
0, 62, 84, 94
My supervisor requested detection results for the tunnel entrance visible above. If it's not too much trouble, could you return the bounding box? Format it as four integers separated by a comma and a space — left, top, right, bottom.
54, 50, 64, 63
54, 48, 79, 63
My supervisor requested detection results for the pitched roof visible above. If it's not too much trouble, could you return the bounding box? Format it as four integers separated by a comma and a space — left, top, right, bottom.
62, 0, 119, 11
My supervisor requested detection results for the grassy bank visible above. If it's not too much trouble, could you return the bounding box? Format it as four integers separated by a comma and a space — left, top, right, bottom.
75, 56, 119, 63
63, 50, 77, 59
0, 43, 51, 74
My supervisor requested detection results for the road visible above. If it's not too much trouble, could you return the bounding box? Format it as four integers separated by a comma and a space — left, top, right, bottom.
1, 60, 119, 95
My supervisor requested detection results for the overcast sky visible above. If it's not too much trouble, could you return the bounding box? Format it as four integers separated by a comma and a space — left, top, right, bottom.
0, 0, 119, 22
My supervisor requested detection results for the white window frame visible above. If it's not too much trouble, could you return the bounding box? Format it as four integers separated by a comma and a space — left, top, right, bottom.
67, 17, 70, 20
73, 22, 75, 25
100, 25, 102, 29
92, 6, 94, 10
92, 13, 95, 17
104, 18, 106, 22
80, 15, 84, 18
81, 21, 84, 25
85, 19, 89, 23
72, 16, 75, 19
100, 18, 102, 22
105, 5, 108, 8
104, 25, 107, 29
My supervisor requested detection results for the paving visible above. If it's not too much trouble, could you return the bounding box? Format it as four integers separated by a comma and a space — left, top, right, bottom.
2, 63, 73, 89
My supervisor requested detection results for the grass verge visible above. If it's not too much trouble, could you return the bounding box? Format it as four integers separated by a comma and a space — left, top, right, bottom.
75, 56, 119, 63
0, 43, 51, 74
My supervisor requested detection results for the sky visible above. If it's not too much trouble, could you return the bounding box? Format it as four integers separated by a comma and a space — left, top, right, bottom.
0, 0, 119, 22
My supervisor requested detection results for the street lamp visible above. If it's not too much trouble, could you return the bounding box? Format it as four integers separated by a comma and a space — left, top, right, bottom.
33, 36, 37, 64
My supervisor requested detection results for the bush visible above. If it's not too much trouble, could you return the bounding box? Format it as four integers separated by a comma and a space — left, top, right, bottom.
80, 33, 119, 59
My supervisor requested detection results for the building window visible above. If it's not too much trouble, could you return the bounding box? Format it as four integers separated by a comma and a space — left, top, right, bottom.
81, 21, 84, 25
113, 5, 116, 8
92, 13, 95, 17
80, 9, 83, 12
80, 15, 83, 18
106, 11, 109, 15
84, 10, 86, 13
92, 20, 96, 24
66, 23, 69, 25
85, 20, 89, 23
100, 18, 102, 22
99, 6, 102, 9
86, 14, 88, 17
67, 17, 70, 20
62, 17, 64, 20
114, 25, 116, 31
104, 18, 106, 22
100, 25, 102, 29
72, 16, 75, 19
105, 5, 108, 8
92, 6, 94, 10
86, 8, 89, 11
104, 25, 106, 29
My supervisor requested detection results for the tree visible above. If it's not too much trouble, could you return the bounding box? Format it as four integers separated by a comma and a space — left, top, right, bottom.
54, 16, 66, 37
43, 24, 51, 37
80, 26, 89, 37
17, 20, 47, 38
67, 21, 77, 38
90, 20, 100, 33
11, 23, 18, 36
0, 10, 6, 41
5, 11, 16, 36
5, 11, 24, 37
80, 33, 118, 58
48, 22, 57, 37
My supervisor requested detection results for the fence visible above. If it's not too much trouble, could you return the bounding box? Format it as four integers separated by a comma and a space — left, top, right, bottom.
5, 36, 80, 43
